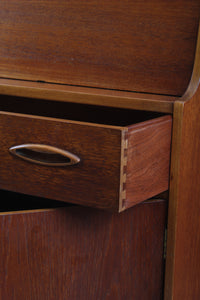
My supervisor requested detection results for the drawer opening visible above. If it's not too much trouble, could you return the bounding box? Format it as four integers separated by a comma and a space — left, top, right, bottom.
0, 189, 71, 212
0, 95, 172, 212
0, 95, 166, 126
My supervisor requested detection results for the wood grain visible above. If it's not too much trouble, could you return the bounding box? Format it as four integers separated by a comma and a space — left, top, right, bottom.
0, 111, 172, 212
123, 116, 172, 210
0, 78, 175, 114
164, 23, 200, 299
0, 0, 199, 96
0, 112, 122, 211
165, 92, 200, 300
0, 198, 167, 300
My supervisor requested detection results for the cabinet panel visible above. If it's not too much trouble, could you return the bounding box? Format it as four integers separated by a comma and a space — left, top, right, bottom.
0, 198, 167, 300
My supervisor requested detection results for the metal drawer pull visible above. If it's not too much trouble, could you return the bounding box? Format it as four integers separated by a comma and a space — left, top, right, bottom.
9, 144, 80, 166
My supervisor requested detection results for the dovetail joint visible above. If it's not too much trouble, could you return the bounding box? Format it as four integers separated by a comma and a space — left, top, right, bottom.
119, 131, 128, 211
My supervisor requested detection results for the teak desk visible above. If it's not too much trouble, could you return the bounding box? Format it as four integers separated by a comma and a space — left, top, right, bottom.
0, 1, 200, 299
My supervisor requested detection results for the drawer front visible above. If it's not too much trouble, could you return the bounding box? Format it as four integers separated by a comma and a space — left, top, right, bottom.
0, 111, 172, 211
0, 112, 122, 211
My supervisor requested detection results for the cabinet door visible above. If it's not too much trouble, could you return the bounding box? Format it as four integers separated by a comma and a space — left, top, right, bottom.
0, 194, 167, 300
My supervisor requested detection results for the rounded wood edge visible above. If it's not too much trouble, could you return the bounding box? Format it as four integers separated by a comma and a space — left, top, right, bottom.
165, 22, 200, 298
164, 22, 200, 295
0, 78, 174, 113
180, 21, 200, 103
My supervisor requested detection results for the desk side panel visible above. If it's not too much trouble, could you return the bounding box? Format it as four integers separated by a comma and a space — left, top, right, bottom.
165, 95, 200, 299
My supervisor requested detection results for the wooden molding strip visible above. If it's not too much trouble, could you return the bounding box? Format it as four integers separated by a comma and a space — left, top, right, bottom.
0, 78, 175, 113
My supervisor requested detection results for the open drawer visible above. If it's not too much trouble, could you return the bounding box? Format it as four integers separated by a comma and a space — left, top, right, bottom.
0, 98, 172, 212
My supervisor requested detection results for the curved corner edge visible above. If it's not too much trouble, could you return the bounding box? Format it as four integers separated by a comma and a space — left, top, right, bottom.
180, 20, 200, 103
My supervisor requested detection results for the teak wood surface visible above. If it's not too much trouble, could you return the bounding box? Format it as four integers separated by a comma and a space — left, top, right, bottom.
0, 0, 199, 96
0, 2, 200, 299
0, 199, 167, 300
124, 116, 172, 210
0, 78, 175, 113
164, 22, 200, 300
0, 110, 171, 212
0, 0, 200, 114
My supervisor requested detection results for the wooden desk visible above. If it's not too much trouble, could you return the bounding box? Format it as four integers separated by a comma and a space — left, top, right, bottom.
0, 1, 200, 299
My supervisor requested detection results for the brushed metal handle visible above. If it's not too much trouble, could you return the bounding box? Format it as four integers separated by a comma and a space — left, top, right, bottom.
9, 144, 80, 166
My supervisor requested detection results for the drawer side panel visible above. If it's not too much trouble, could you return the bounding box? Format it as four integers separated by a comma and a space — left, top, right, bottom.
123, 116, 172, 210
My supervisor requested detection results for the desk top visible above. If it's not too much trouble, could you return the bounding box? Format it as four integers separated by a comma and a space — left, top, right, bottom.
0, 0, 199, 101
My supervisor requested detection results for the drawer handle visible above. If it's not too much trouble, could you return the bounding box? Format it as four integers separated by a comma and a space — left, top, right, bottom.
9, 144, 80, 166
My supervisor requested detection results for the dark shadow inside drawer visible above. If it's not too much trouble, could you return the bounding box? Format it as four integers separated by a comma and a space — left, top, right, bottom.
0, 189, 70, 212
0, 95, 163, 125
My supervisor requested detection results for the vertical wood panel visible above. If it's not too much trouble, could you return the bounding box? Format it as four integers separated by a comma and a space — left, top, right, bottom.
164, 26, 200, 298
0, 200, 167, 300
